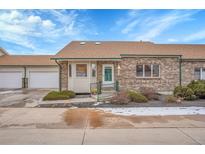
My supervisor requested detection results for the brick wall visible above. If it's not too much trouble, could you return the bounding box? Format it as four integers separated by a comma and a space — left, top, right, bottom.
119, 57, 180, 92
181, 61, 205, 85
60, 61, 68, 90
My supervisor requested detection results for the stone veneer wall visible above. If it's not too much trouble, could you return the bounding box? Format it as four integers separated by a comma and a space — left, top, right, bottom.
97, 61, 120, 83
119, 57, 180, 92
181, 61, 205, 85
59, 61, 68, 90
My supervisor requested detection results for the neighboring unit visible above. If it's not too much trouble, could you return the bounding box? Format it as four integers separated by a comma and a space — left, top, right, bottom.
0, 41, 205, 93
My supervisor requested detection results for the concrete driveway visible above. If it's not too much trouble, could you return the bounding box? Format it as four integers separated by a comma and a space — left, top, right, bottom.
0, 108, 205, 144
0, 89, 51, 107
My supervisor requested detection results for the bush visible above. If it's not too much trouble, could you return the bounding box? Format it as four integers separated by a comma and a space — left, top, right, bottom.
174, 86, 196, 99
139, 87, 159, 100
174, 86, 189, 98
43, 90, 75, 101
165, 95, 178, 103
91, 88, 97, 95
109, 91, 130, 104
187, 80, 205, 99
184, 95, 198, 101
128, 91, 148, 103
43, 91, 69, 101
61, 90, 76, 98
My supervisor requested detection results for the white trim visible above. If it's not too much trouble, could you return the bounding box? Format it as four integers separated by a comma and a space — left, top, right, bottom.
200, 68, 203, 80
136, 64, 160, 78
102, 64, 114, 85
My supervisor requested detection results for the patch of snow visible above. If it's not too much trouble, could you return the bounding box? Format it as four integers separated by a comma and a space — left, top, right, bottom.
0, 90, 22, 94
93, 102, 103, 106
99, 107, 205, 116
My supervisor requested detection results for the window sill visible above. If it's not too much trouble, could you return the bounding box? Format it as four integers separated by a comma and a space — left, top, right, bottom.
136, 77, 161, 79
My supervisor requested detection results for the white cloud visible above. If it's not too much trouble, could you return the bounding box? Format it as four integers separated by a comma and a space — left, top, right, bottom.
42, 20, 55, 29
115, 10, 199, 42
184, 29, 205, 42
135, 10, 198, 41
122, 20, 139, 34
27, 15, 42, 24
0, 10, 96, 54
168, 38, 178, 42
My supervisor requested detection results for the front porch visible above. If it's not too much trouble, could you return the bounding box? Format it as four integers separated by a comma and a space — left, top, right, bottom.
57, 60, 120, 94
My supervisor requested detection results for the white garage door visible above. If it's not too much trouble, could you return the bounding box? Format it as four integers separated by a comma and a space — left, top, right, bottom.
29, 71, 59, 88
0, 71, 22, 88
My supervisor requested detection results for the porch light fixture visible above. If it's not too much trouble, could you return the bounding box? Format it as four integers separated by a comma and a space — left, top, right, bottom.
117, 64, 121, 76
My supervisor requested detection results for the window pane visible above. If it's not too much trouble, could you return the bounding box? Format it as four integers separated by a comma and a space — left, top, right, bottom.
104, 67, 112, 81
136, 65, 143, 77
194, 68, 201, 80
69, 64, 72, 77
202, 68, 205, 80
153, 64, 159, 77
145, 65, 151, 77
76, 64, 87, 77
91, 63, 96, 77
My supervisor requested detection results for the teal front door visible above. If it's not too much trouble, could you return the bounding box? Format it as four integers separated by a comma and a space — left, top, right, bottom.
103, 64, 114, 84
105, 67, 112, 81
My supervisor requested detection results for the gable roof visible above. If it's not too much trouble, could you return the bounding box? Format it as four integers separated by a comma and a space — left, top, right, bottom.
0, 55, 57, 66
53, 41, 205, 59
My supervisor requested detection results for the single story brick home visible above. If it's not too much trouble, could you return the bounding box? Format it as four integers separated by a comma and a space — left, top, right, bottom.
0, 41, 205, 93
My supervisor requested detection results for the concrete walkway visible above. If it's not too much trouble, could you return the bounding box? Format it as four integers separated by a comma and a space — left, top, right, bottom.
0, 128, 204, 145
0, 108, 205, 144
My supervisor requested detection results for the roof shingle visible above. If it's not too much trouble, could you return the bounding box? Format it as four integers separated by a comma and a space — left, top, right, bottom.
54, 41, 205, 59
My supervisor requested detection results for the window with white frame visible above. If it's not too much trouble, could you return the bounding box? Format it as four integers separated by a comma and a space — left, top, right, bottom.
136, 64, 160, 78
76, 64, 87, 77
194, 67, 205, 80
91, 63, 96, 77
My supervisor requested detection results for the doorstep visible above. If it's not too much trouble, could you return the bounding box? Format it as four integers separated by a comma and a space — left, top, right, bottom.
38, 97, 97, 108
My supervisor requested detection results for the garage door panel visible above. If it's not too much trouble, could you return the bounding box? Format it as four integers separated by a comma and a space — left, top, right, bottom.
0, 71, 22, 88
29, 71, 58, 88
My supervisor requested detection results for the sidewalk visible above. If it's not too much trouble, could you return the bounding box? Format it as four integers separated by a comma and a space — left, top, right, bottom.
0, 128, 204, 144
0, 108, 205, 144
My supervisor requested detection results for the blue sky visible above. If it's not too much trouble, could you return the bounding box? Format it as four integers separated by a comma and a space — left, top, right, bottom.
0, 9, 205, 55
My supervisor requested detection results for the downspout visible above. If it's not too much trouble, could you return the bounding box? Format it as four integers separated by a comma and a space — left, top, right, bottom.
55, 60, 62, 92
179, 55, 182, 86
23, 66, 27, 88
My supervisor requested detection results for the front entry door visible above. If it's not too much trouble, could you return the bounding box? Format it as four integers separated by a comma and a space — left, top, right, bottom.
103, 64, 114, 85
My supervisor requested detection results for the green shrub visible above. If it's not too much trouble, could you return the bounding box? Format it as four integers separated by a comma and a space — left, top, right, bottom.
173, 85, 196, 99
187, 80, 205, 98
184, 95, 198, 101
165, 95, 178, 103
128, 91, 148, 103
61, 90, 76, 98
174, 86, 189, 97
43, 90, 75, 101
43, 91, 69, 101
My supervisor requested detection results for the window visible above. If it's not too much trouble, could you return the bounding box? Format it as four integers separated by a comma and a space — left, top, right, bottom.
145, 65, 151, 77
136, 65, 143, 77
69, 64, 72, 77
76, 64, 87, 77
91, 63, 96, 77
194, 68, 200, 80
153, 64, 160, 77
136, 64, 160, 78
203, 68, 205, 80
195, 67, 205, 80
